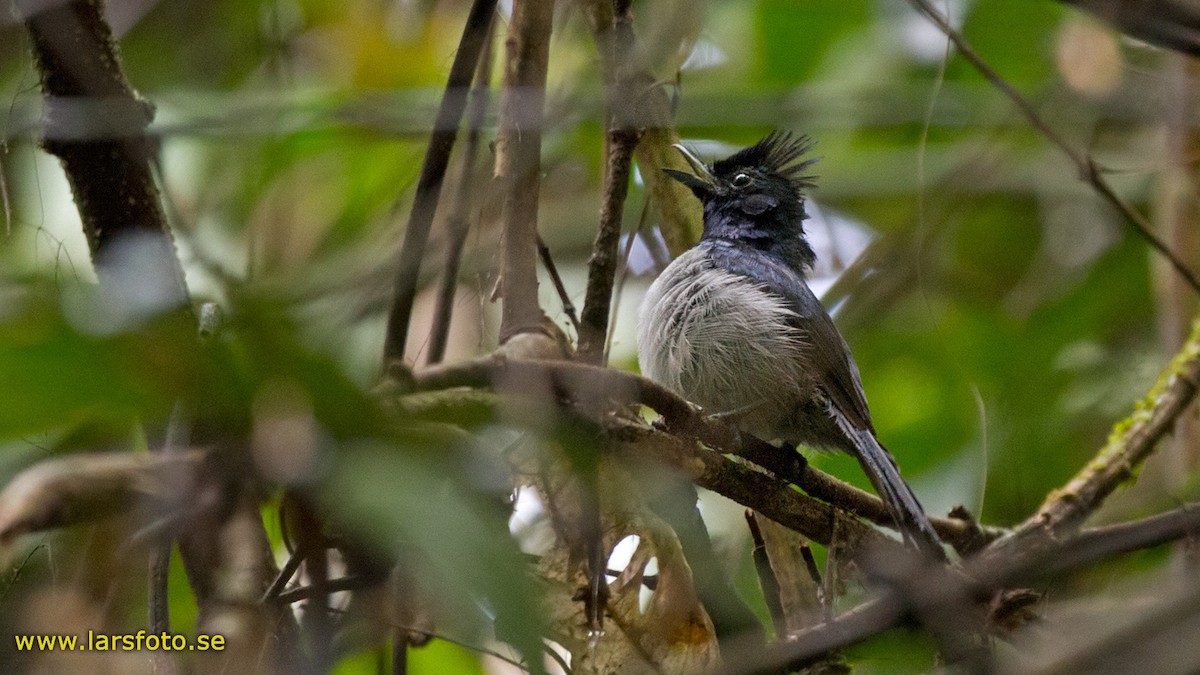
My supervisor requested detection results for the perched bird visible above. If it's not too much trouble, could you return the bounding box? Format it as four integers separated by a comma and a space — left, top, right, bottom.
637, 131, 945, 560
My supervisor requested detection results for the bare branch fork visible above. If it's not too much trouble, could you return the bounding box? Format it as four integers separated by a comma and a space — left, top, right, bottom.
909, 0, 1200, 294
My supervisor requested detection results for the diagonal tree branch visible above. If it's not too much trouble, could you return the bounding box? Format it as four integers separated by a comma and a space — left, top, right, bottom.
909, 0, 1200, 295
721, 495, 1200, 675
993, 317, 1200, 553
407, 356, 999, 551
382, 0, 498, 364
13, 0, 190, 303
427, 20, 496, 366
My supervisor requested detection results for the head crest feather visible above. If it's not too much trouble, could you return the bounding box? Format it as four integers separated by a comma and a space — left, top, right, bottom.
712, 130, 818, 192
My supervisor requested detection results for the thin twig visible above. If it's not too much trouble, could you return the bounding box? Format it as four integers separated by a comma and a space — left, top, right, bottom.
909, 0, 1200, 294
537, 234, 581, 332
261, 546, 306, 603
798, 541, 826, 614
427, 21, 495, 366
746, 511, 787, 638
382, 0, 498, 363
275, 575, 365, 604
578, 130, 638, 363
494, 0, 557, 341
604, 196, 652, 363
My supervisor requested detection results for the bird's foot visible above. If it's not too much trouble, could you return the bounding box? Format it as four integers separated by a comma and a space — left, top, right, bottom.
779, 442, 809, 480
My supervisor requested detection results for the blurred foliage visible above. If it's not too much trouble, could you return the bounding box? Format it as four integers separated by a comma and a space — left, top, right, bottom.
2, 0, 1198, 672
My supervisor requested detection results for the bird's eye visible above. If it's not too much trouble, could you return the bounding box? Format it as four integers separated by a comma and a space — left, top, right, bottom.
732, 173, 751, 188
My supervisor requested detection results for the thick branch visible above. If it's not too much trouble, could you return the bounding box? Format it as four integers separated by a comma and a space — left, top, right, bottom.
382, 0, 498, 363
610, 421, 892, 552
14, 0, 189, 301
408, 357, 996, 550
494, 0, 556, 340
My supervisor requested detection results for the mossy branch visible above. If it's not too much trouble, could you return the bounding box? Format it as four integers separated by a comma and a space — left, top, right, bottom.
998, 317, 1200, 551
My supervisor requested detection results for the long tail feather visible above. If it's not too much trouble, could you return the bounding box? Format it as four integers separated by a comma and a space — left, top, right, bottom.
835, 414, 946, 561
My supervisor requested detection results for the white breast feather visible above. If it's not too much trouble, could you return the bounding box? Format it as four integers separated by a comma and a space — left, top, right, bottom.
637, 248, 809, 437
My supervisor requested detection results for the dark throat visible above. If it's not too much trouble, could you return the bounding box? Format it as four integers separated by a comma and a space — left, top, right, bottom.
699, 201, 817, 273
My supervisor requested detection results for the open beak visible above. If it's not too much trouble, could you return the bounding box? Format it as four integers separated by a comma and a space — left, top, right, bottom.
662, 143, 717, 198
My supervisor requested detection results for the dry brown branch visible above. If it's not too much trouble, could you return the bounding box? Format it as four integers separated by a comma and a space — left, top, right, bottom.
0, 450, 206, 546
409, 356, 997, 550
494, 0, 556, 340
578, 129, 639, 364
536, 234, 581, 332
577, 0, 642, 364
610, 421, 892, 553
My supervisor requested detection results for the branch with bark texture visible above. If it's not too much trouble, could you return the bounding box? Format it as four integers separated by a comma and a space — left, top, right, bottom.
13, 0, 189, 305
577, 0, 642, 364
494, 0, 556, 341
993, 317, 1200, 555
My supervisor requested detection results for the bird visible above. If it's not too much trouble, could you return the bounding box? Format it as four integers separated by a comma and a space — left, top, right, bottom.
636, 131, 945, 561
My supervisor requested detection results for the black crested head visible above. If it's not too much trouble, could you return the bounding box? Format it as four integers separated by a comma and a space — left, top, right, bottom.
711, 130, 818, 202
665, 131, 820, 271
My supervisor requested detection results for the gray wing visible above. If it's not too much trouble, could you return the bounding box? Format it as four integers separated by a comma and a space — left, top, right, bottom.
706, 242, 875, 433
